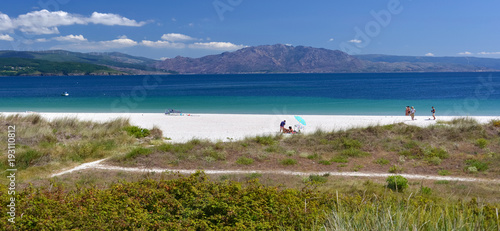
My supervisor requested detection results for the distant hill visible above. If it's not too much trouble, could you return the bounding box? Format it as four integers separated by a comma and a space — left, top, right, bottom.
155, 44, 500, 74
0, 57, 124, 76
154, 44, 364, 74
0, 50, 171, 75
1, 46, 500, 76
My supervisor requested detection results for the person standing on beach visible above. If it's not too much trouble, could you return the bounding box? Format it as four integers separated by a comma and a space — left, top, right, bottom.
405, 106, 410, 116
410, 106, 416, 120
431, 106, 436, 120
280, 120, 286, 132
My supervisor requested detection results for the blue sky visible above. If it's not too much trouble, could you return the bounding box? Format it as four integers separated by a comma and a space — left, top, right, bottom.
0, 0, 499, 59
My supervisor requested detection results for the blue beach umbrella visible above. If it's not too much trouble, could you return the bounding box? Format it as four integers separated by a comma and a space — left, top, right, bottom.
294, 115, 306, 126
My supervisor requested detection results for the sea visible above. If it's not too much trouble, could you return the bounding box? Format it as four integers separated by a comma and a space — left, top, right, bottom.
1, 72, 499, 116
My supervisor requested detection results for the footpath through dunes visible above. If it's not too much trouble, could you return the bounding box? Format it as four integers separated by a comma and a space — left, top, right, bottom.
51, 158, 500, 183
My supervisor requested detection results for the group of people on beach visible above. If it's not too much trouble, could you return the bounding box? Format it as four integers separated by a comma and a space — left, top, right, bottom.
405, 106, 436, 120
279, 120, 297, 134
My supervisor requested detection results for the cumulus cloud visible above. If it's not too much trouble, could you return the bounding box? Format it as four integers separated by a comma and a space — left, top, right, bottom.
478, 51, 500, 55
53, 34, 87, 42
458, 51, 472, 55
0, 34, 14, 41
88, 12, 146, 26
328, 38, 334, 42
0, 13, 14, 31
1, 10, 147, 35
141, 40, 185, 48
349, 39, 362, 43
52, 36, 138, 50
188, 42, 247, 50
161, 33, 195, 42
424, 53, 435, 57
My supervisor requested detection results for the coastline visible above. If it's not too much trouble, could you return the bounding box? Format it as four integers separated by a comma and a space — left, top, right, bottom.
2, 112, 499, 143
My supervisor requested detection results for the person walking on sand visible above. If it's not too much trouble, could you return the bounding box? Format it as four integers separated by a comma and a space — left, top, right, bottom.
405, 106, 410, 116
431, 106, 436, 120
280, 120, 286, 132
410, 106, 416, 120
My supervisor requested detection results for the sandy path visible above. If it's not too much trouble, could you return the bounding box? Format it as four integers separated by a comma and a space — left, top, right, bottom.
51, 159, 500, 183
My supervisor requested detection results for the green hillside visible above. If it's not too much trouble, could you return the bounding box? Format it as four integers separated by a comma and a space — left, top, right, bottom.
0, 57, 124, 76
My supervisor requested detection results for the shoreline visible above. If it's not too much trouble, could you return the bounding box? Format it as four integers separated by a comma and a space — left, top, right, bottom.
2, 112, 499, 143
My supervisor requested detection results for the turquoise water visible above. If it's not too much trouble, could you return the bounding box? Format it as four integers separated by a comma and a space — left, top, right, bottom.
1, 72, 499, 115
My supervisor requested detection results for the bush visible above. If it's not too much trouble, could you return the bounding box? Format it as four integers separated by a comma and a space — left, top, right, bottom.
236, 157, 254, 165
438, 169, 450, 176
341, 138, 362, 149
341, 148, 370, 158
124, 147, 152, 159
124, 126, 150, 138
17, 149, 44, 169
255, 135, 275, 145
375, 158, 390, 165
420, 186, 432, 195
331, 155, 348, 163
281, 158, 297, 166
491, 120, 500, 127
386, 175, 408, 192
465, 159, 489, 172
150, 126, 163, 139
308, 174, 328, 184
475, 138, 488, 149
318, 160, 331, 165
427, 156, 442, 166
388, 165, 404, 173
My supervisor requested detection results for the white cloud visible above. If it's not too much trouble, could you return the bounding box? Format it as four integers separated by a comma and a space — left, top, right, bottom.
161, 33, 195, 42
141, 40, 185, 48
349, 39, 362, 43
159, 57, 170, 61
53, 34, 87, 42
424, 53, 435, 57
88, 12, 146, 27
0, 34, 14, 41
478, 51, 500, 55
52, 36, 138, 50
328, 38, 334, 42
0, 13, 14, 31
35, 38, 49, 42
2, 10, 147, 35
458, 51, 472, 55
188, 42, 246, 50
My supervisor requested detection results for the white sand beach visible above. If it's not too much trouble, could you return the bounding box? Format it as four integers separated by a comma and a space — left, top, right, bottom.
3, 112, 499, 143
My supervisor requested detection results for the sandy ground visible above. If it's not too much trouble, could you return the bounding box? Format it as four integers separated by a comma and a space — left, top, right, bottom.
3, 112, 499, 143
51, 158, 500, 183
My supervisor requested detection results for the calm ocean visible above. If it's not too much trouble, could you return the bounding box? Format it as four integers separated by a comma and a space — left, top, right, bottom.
1, 72, 499, 115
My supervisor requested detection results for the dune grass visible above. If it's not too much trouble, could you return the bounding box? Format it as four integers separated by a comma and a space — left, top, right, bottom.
0, 114, 160, 181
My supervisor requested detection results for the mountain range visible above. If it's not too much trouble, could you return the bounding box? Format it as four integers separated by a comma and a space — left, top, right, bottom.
1, 44, 499, 76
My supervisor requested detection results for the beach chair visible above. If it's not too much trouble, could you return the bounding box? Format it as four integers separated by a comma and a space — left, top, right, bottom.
294, 124, 305, 133
165, 109, 182, 115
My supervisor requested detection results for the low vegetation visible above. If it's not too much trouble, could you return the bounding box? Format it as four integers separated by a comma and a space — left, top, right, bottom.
1, 115, 500, 229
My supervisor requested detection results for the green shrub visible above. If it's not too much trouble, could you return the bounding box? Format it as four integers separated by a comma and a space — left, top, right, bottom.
438, 169, 450, 176
124, 126, 150, 138
124, 147, 152, 159
331, 155, 348, 163
386, 175, 408, 192
375, 158, 390, 165
425, 147, 449, 159
17, 149, 44, 169
465, 159, 489, 172
281, 158, 297, 166
308, 174, 328, 184
427, 156, 442, 166
341, 148, 369, 158
255, 135, 275, 145
203, 147, 226, 161
236, 157, 254, 165
353, 165, 364, 172
318, 160, 331, 165
435, 180, 450, 185
420, 186, 432, 195
388, 165, 403, 173
491, 120, 500, 127
341, 138, 362, 149
474, 138, 488, 149
467, 166, 478, 173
